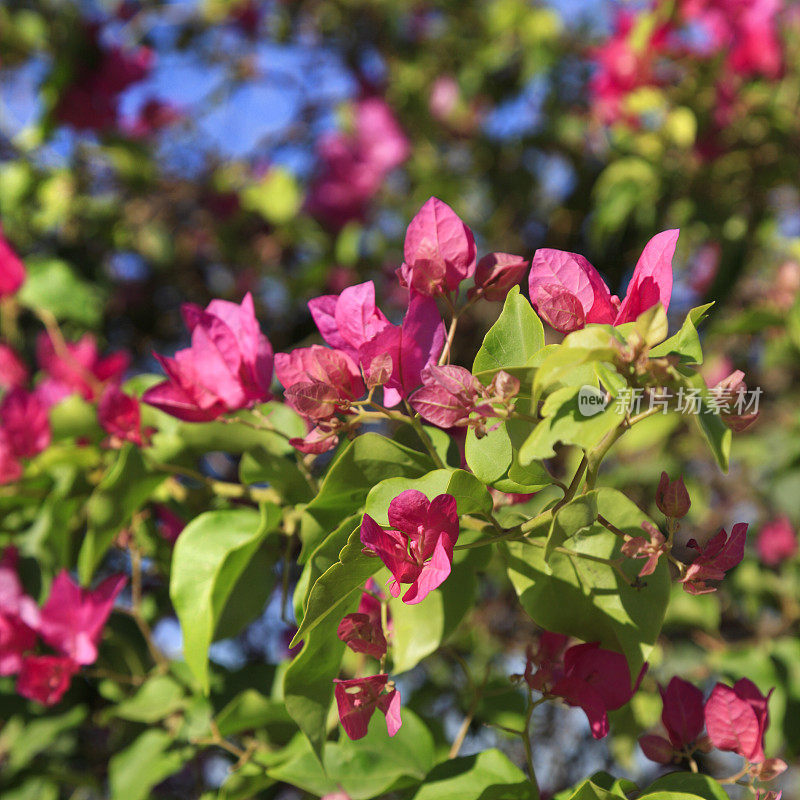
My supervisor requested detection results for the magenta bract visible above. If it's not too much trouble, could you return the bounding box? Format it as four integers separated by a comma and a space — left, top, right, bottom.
143, 293, 272, 421
360, 490, 459, 604
39, 572, 127, 666
756, 516, 797, 567
528, 230, 678, 333
398, 197, 477, 296
334, 674, 401, 740
705, 678, 773, 763
681, 522, 747, 594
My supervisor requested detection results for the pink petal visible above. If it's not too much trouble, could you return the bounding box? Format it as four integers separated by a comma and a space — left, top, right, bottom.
387, 490, 431, 535
402, 536, 452, 604
334, 282, 389, 352
530, 285, 586, 333
705, 682, 762, 760
529, 249, 616, 324
615, 230, 678, 324
377, 687, 403, 736
308, 294, 348, 351
661, 677, 705, 749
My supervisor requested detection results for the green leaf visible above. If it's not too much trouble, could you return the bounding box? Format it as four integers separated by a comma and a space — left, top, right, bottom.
519, 386, 624, 465
632, 303, 668, 347
641, 773, 729, 800
300, 433, 433, 561
412, 749, 535, 800
291, 528, 379, 647
533, 326, 619, 400
4, 707, 86, 775
78, 444, 165, 583
365, 468, 493, 525
170, 505, 280, 692
109, 676, 186, 723
240, 167, 302, 225
216, 690, 294, 738
473, 286, 545, 374
283, 586, 356, 755
18, 257, 104, 325
108, 730, 186, 800
650, 304, 713, 363
545, 491, 598, 562
239, 446, 314, 504
503, 488, 669, 674
388, 550, 479, 672
465, 423, 513, 483
269, 710, 435, 799
687, 373, 731, 472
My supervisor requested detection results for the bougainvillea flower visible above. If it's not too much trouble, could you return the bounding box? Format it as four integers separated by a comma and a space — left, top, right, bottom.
334, 674, 401, 740
756, 516, 797, 567
307, 97, 409, 228
143, 294, 272, 421
641, 676, 706, 761
709, 369, 760, 431
524, 635, 645, 739
397, 197, 477, 296
182, 294, 273, 402
38, 572, 126, 665
0, 548, 40, 676
55, 25, 152, 132
589, 11, 671, 125
0, 388, 51, 460
661, 676, 706, 749
410, 364, 496, 429
98, 385, 150, 447
621, 521, 668, 577
0, 344, 28, 391
704, 678, 773, 763
529, 230, 678, 333
337, 612, 387, 659
122, 98, 182, 138
275, 345, 364, 420
655, 472, 691, 518
153, 505, 185, 545
37, 333, 129, 404
550, 642, 646, 739
681, 523, 747, 594
360, 490, 459, 604
288, 424, 339, 455
469, 252, 529, 302
16, 655, 79, 706
308, 281, 390, 365
358, 292, 445, 407
0, 228, 25, 299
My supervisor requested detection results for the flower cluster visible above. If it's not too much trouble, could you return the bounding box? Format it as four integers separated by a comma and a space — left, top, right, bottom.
334, 582, 399, 740
528, 230, 678, 334
360, 490, 459, 605
516, 631, 646, 739
641, 675, 786, 782
143, 293, 273, 422
0, 548, 126, 705
307, 97, 410, 229
591, 0, 784, 127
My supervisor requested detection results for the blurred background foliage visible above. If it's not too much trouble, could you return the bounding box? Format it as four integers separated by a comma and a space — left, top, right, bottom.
4, 0, 800, 798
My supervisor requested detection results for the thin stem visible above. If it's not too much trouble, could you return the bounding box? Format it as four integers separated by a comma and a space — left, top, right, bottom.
553, 456, 588, 512
127, 541, 168, 668
439, 313, 460, 366
148, 460, 281, 505
585, 424, 627, 489
596, 515, 627, 538
449, 665, 490, 759
718, 764, 751, 785
521, 691, 542, 799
